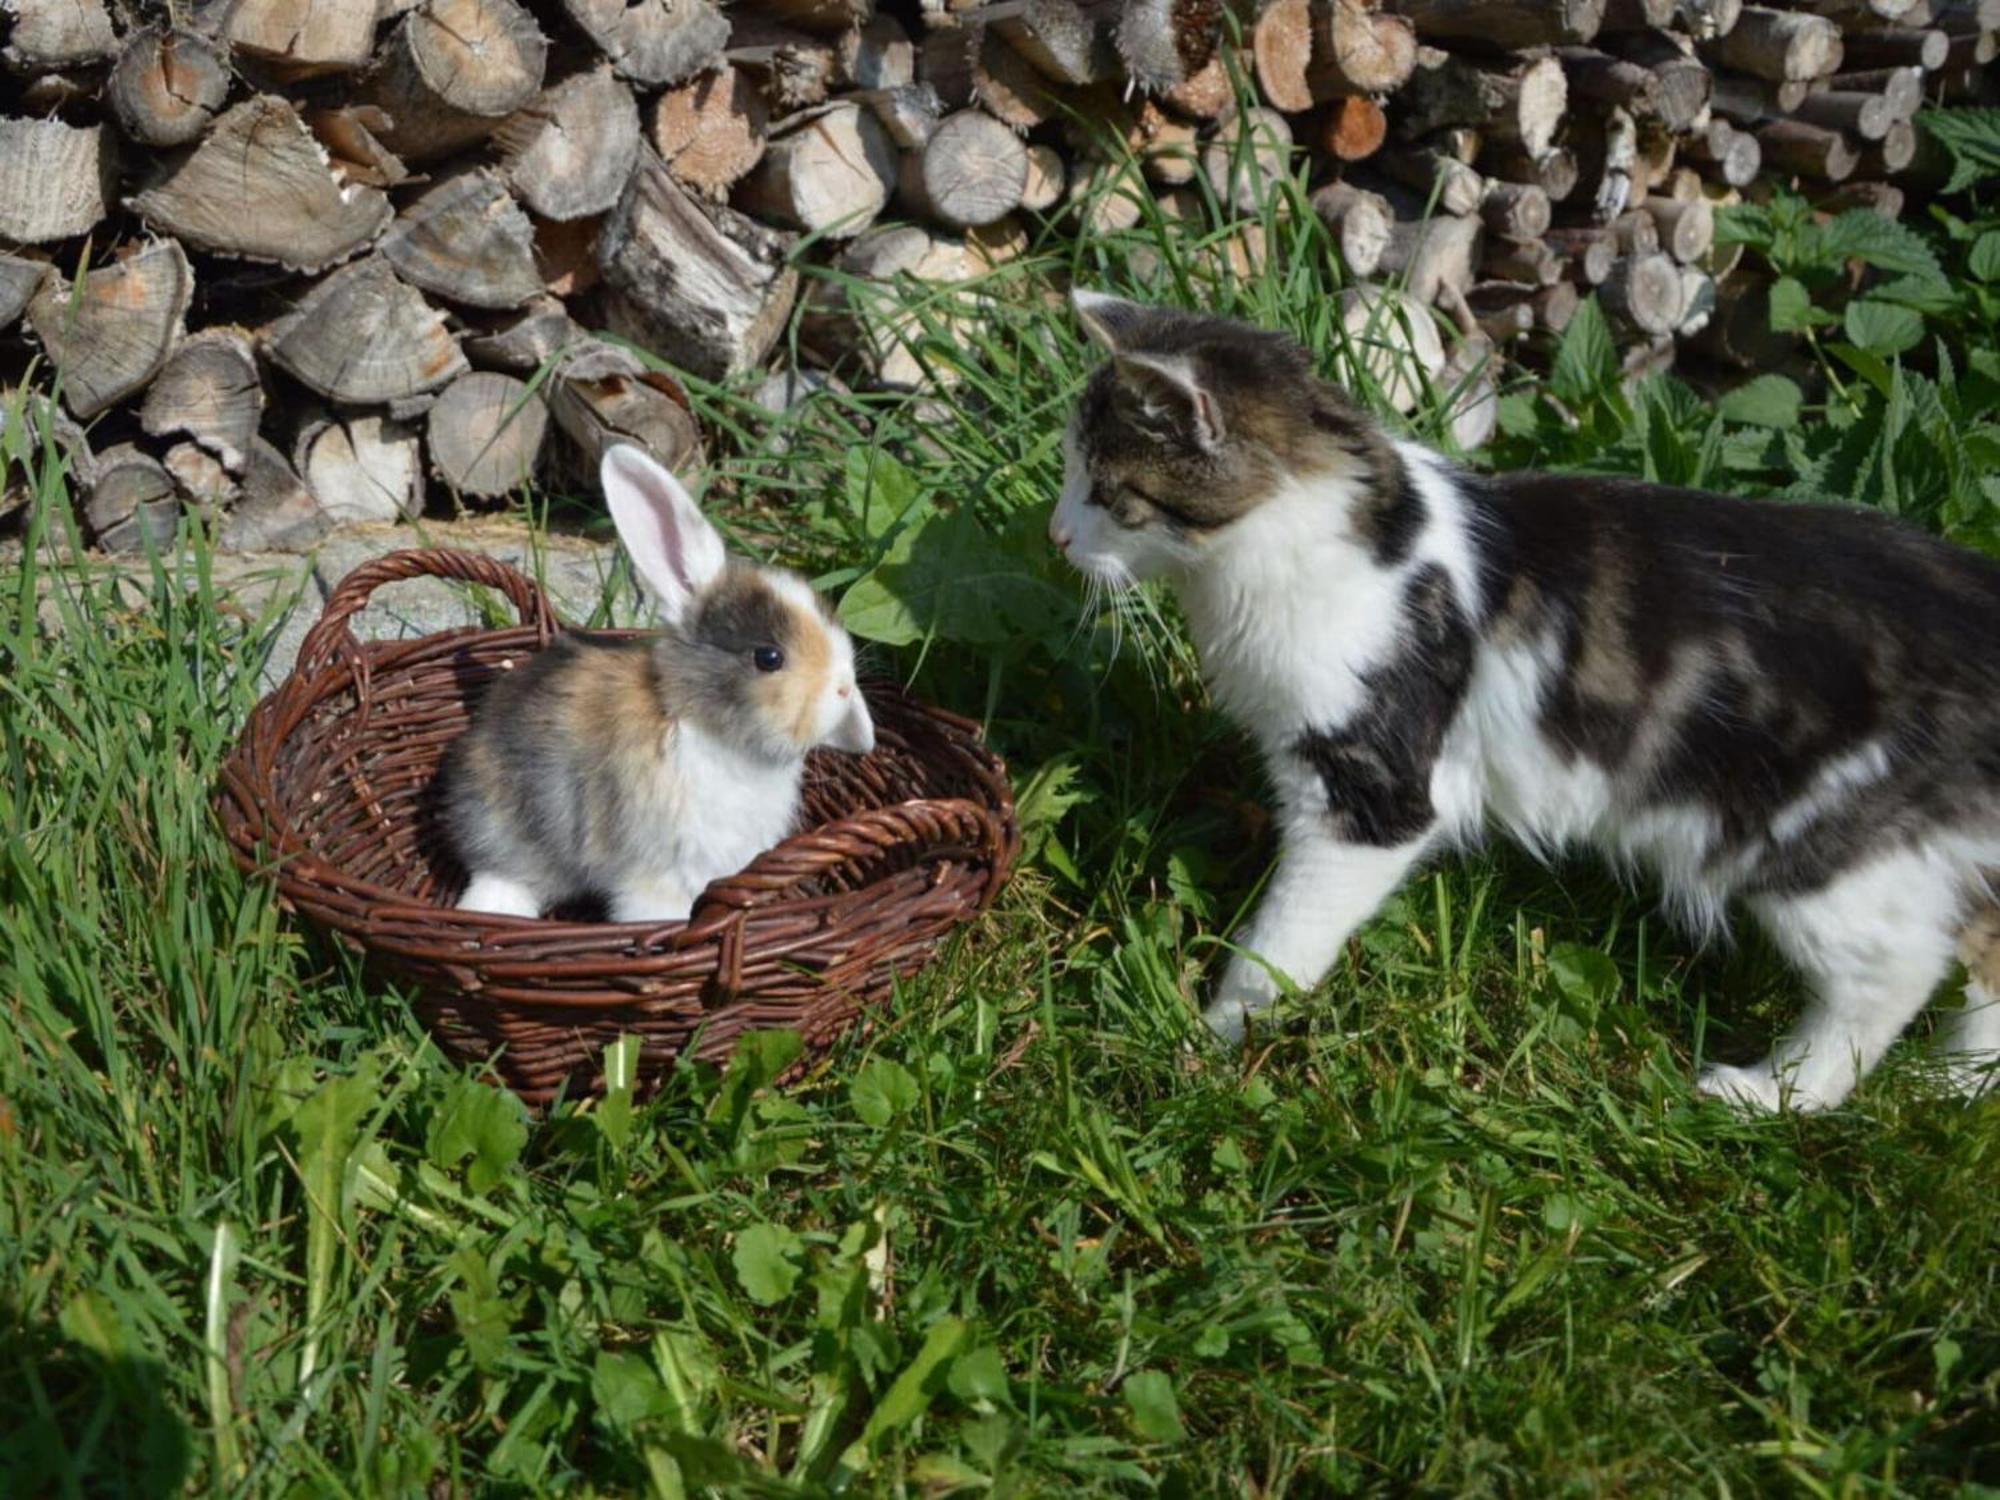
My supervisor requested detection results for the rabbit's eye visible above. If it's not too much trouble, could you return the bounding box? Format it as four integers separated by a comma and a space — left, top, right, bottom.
754, 646, 785, 672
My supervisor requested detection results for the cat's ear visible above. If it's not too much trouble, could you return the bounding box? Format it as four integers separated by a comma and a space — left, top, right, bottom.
1118, 350, 1225, 452
1071, 288, 1148, 353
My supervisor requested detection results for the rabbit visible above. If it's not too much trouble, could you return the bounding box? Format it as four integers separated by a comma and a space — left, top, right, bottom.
439, 444, 876, 924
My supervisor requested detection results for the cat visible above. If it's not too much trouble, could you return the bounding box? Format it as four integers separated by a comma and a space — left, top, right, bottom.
1049, 289, 2000, 1113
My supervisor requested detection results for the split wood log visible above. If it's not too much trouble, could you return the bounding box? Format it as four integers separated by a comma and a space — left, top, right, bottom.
1378, 213, 1482, 305
499, 64, 641, 221
1336, 284, 1445, 412
132, 97, 391, 271
1318, 96, 1390, 162
1383, 0, 1606, 50
380, 169, 542, 309
730, 21, 838, 109
227, 0, 378, 75
1569, 104, 1639, 221
87, 446, 180, 554
0, 118, 112, 244
1715, 7, 1843, 80
1202, 106, 1292, 215
309, 104, 411, 189
1309, 181, 1393, 278
599, 150, 801, 381
165, 443, 237, 510
1605, 31, 1715, 129
3, 0, 115, 69
1757, 117, 1860, 178
427, 371, 549, 499
364, 0, 550, 162
220, 437, 326, 552
267, 258, 467, 403
296, 414, 425, 523
1601, 250, 1683, 335
1545, 225, 1620, 283
1020, 142, 1066, 208
1482, 237, 1564, 285
565, 0, 727, 85
1684, 117, 1762, 185
548, 341, 701, 470
1643, 194, 1714, 261
1401, 52, 1569, 160
1252, 0, 1313, 113
0, 254, 47, 330
463, 296, 582, 370
857, 82, 942, 149
973, 27, 1057, 127
741, 100, 898, 235
107, 29, 229, 146
1381, 144, 1487, 216
1839, 26, 1949, 68
988, 0, 1114, 86
1482, 143, 1581, 202
836, 15, 917, 89
1793, 88, 1896, 138
650, 68, 770, 198
1069, 158, 1146, 233
916, 25, 977, 108
534, 214, 602, 297
1161, 51, 1232, 119
1481, 181, 1552, 242
896, 107, 1026, 228
28, 242, 193, 420
141, 329, 263, 472
1310, 0, 1418, 96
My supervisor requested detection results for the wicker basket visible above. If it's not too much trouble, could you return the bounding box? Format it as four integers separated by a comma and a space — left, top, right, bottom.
216, 548, 1019, 1103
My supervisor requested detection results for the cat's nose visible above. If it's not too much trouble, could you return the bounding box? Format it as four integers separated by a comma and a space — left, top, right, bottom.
1049, 519, 1072, 550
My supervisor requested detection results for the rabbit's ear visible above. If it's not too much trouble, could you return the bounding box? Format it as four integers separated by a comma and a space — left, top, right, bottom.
602, 445, 727, 624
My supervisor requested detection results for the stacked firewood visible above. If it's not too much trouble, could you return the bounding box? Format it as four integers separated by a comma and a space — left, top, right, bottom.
1, 0, 1994, 550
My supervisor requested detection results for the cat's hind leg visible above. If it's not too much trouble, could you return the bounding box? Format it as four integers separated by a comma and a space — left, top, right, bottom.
1702, 850, 1961, 1113
1938, 900, 2000, 1098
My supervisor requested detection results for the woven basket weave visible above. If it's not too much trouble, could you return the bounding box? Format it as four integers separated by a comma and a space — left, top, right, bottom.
216, 548, 1019, 1103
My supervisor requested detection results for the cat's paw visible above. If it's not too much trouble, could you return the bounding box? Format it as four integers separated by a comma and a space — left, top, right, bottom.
1200, 996, 1251, 1047
1203, 958, 1279, 1046
1695, 1062, 1785, 1114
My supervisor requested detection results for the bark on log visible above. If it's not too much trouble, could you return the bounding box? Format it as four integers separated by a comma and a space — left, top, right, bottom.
1715, 7, 1844, 80
1601, 250, 1683, 334
1828, 66, 1926, 119
599, 149, 801, 381
1838, 25, 1949, 68
1545, 225, 1619, 283
28, 242, 193, 420
267, 258, 467, 403
1684, 116, 1762, 185
836, 15, 917, 89
1402, 52, 1569, 159
1310, 0, 1418, 95
364, 0, 550, 161
740, 100, 898, 235
427, 371, 549, 498
1856, 118, 1919, 173
1318, 95, 1390, 161
1757, 117, 1860, 178
730, 21, 838, 109
548, 341, 701, 470
1601, 0, 1675, 27
1482, 143, 1581, 202
739, 0, 873, 33
1378, 213, 1483, 304
1794, 88, 1896, 138
297, 414, 425, 522
1612, 206, 1661, 254
1114, 0, 1222, 91
651, 67, 771, 198
1383, 0, 1606, 50
989, 1, 1114, 85
3, 0, 116, 69
132, 97, 391, 271
0, 254, 46, 331
227, 0, 379, 75
1309, 181, 1393, 277
498, 64, 641, 221
380, 169, 542, 310
1643, 193, 1714, 261
108, 29, 229, 146
1818, 178, 1905, 216
1482, 237, 1564, 285
462, 296, 582, 370
564, 0, 727, 85
141, 328, 263, 472
973, 27, 1057, 127
0, 117, 113, 244
1381, 144, 1487, 216
1201, 106, 1293, 215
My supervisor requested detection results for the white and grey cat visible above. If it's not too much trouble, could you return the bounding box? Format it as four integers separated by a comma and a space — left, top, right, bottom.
1050, 290, 2000, 1113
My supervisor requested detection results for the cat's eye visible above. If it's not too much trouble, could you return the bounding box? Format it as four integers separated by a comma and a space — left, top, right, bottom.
754, 646, 784, 672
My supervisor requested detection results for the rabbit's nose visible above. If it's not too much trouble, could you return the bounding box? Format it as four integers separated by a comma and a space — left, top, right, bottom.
837, 684, 852, 699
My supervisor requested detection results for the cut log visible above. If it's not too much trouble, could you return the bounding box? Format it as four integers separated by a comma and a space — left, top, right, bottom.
1757, 117, 1860, 178
1019, 141, 1066, 209
3, 0, 116, 69
1856, 118, 1919, 174
0, 254, 47, 331
548, 341, 700, 471
141, 329, 263, 472
1533, 279, 1582, 331
364, 0, 550, 162
1683, 116, 1762, 185
132, 97, 391, 271
1201, 106, 1293, 215
904, 106, 1032, 229
1310, 0, 1418, 96
1568, 104, 1639, 221
916, 26, 977, 109
1600, 251, 1683, 335
1309, 181, 1393, 278
1439, 339, 1498, 450
1643, 194, 1713, 261
599, 149, 801, 381
1612, 206, 1661, 254
740, 100, 899, 236
650, 67, 770, 198
87, 446, 180, 554
1378, 213, 1483, 305
1481, 181, 1552, 241
1482, 237, 1564, 285
463, 296, 582, 370
221, 438, 327, 552
1318, 95, 1389, 162
1070, 158, 1146, 233
1382, 0, 1606, 50
0, 118, 112, 244
1715, 8, 1843, 81
1161, 51, 1232, 119
310, 104, 411, 189
227, 0, 378, 75
1676, 266, 1716, 336
730, 22, 838, 109
1829, 66, 1926, 119
564, 0, 727, 86
836, 15, 917, 90
1401, 52, 1568, 160
1793, 88, 1896, 139
1381, 144, 1487, 216
1633, 120, 1679, 196
380, 169, 542, 309
28, 242, 193, 421
1336, 284, 1445, 412
1253, 0, 1314, 113
107, 29, 229, 146
294, 414, 425, 523
1545, 225, 1619, 283
973, 27, 1057, 127
1482, 143, 1581, 202
1557, 46, 1662, 115
1141, 117, 1201, 184
739, 0, 873, 33
989, 1, 1113, 85
1114, 0, 1222, 91
427, 371, 549, 498
165, 443, 238, 511
1838, 26, 1949, 69
1710, 71, 1812, 122
1818, 179, 1905, 217
498, 64, 641, 221
267, 258, 467, 403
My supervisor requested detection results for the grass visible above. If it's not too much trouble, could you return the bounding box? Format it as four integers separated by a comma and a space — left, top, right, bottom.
5, 177, 2000, 1498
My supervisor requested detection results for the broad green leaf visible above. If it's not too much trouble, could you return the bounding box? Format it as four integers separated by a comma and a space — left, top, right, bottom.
426, 1076, 528, 1193
1550, 297, 1617, 407
947, 1344, 1010, 1406
592, 1350, 667, 1432
850, 1057, 919, 1127
1547, 944, 1620, 1007
1970, 231, 2000, 283
1122, 1370, 1186, 1443
292, 1056, 383, 1389
1717, 374, 1803, 429
842, 1317, 969, 1467
1713, 201, 1777, 251
448, 1248, 520, 1372
1842, 299, 1924, 356
733, 1222, 805, 1304
845, 447, 927, 541
1766, 277, 1821, 333
840, 507, 1072, 648
1014, 754, 1090, 838
1920, 108, 2000, 193
1818, 211, 1946, 284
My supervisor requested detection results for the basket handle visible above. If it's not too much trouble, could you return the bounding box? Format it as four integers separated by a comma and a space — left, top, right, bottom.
296, 548, 561, 678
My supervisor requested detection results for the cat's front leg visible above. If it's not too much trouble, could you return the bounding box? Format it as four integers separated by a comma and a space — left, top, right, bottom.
1205, 824, 1431, 1043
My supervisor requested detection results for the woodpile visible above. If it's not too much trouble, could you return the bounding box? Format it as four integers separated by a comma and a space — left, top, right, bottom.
2, 0, 1995, 549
